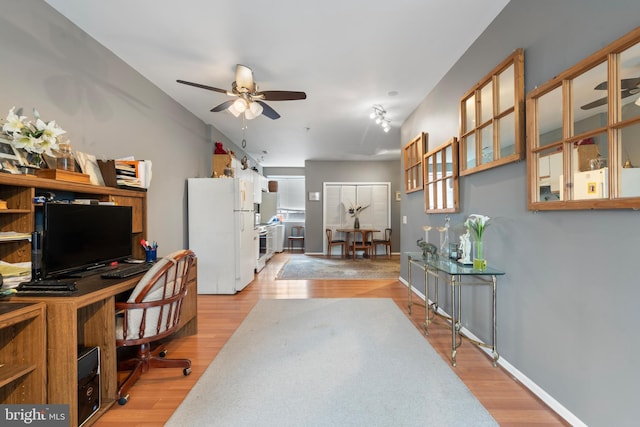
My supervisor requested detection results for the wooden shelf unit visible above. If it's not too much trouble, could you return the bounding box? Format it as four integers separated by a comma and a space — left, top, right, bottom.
0, 173, 147, 262
0, 302, 46, 404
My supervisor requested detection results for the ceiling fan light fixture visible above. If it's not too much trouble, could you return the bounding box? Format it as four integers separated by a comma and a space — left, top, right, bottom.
227, 102, 242, 117
244, 101, 263, 120
233, 98, 247, 113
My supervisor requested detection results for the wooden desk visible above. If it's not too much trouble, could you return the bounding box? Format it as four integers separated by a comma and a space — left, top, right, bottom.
8, 262, 198, 426
336, 228, 379, 258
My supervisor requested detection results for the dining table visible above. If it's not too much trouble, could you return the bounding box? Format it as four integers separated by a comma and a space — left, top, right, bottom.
336, 228, 380, 258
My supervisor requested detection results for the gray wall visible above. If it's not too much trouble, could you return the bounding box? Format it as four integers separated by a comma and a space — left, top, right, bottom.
0, 0, 258, 256
401, 1, 640, 426
305, 160, 401, 253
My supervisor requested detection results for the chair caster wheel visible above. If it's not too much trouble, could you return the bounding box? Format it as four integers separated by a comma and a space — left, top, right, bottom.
183, 367, 192, 376
158, 349, 167, 358
118, 394, 130, 405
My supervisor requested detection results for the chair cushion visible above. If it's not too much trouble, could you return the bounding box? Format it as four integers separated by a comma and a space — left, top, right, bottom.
116, 250, 187, 341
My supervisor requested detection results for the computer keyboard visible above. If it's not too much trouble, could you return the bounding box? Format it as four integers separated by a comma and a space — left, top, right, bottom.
101, 262, 153, 279
15, 279, 78, 296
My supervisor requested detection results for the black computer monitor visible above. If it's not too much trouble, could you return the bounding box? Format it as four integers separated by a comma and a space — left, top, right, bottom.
42, 203, 132, 278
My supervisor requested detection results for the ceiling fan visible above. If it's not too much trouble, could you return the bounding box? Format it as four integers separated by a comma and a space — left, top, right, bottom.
580, 77, 640, 110
177, 64, 306, 120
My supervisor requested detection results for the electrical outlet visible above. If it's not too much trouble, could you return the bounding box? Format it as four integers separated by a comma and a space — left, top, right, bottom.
402, 215, 407, 224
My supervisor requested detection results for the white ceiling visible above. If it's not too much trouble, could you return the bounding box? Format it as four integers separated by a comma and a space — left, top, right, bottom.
44, 0, 509, 167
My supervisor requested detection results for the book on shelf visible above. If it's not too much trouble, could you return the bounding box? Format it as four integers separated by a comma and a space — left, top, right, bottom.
114, 159, 152, 189
71, 199, 99, 205
0, 231, 32, 241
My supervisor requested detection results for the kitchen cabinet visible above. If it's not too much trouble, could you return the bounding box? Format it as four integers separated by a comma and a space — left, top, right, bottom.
538, 151, 562, 193
251, 171, 267, 204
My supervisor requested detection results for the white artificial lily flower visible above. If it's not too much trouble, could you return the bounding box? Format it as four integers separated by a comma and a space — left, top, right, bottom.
464, 214, 490, 241
2, 107, 66, 156
36, 118, 65, 148
2, 107, 26, 134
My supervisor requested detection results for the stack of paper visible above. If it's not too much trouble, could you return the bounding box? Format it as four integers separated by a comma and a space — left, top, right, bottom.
115, 158, 152, 189
0, 231, 32, 242
0, 260, 31, 288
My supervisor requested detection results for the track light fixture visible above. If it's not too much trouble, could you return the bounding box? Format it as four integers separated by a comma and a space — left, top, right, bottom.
370, 104, 391, 132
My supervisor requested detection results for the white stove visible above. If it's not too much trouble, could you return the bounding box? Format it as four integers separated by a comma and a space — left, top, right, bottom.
255, 225, 273, 272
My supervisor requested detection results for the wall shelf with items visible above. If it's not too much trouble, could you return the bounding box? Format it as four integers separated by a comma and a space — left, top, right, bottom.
0, 302, 46, 404
403, 132, 427, 193
0, 173, 147, 262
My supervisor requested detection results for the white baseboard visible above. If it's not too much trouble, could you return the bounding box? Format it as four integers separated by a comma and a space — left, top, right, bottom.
398, 277, 585, 427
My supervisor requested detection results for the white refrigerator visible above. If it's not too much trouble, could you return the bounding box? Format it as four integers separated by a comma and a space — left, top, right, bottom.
188, 177, 256, 294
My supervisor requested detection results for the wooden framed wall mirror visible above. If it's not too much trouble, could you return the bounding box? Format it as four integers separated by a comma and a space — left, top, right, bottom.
423, 137, 459, 213
527, 26, 640, 210
459, 49, 525, 176
403, 132, 427, 193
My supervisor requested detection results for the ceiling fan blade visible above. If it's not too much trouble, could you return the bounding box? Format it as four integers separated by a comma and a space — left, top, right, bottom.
621, 88, 636, 99
259, 91, 307, 101
593, 77, 640, 91
257, 101, 280, 120
581, 96, 608, 110
621, 77, 640, 90
593, 80, 608, 91
581, 88, 638, 110
235, 64, 255, 93
211, 100, 235, 112
177, 79, 228, 94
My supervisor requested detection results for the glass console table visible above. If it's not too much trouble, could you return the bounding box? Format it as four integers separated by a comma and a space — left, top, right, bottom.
406, 252, 505, 367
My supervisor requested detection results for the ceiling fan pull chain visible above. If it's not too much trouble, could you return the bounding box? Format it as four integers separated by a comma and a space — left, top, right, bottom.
241, 116, 247, 148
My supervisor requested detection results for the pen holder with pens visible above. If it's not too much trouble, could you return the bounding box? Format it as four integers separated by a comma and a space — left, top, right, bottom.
141, 239, 158, 262
145, 248, 157, 262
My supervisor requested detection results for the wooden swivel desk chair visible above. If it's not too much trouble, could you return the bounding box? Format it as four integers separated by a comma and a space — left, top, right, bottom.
326, 228, 346, 257
114, 249, 196, 405
372, 228, 392, 257
288, 226, 305, 252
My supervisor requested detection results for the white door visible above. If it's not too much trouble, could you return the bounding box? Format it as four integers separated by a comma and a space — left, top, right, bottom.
323, 182, 390, 254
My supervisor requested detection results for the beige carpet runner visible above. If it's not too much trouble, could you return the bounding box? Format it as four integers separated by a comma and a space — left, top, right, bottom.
166, 298, 497, 427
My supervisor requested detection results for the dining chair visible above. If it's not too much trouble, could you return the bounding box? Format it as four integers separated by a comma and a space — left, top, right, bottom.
372, 228, 392, 257
352, 230, 373, 258
288, 226, 305, 252
326, 228, 346, 257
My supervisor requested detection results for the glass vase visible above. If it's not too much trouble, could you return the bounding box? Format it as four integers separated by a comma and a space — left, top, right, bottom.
472, 238, 487, 270
56, 143, 76, 172
354, 217, 360, 229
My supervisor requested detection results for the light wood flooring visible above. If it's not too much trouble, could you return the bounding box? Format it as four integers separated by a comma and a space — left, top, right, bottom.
94, 252, 568, 427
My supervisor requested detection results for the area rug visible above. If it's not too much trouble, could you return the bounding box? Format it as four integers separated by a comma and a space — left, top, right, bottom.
166, 298, 497, 427
276, 256, 400, 280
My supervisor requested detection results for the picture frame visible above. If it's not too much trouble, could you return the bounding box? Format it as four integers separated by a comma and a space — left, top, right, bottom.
0, 138, 25, 174
16, 148, 45, 169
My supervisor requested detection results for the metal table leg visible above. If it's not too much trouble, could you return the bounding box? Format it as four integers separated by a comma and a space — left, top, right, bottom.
491, 275, 499, 366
